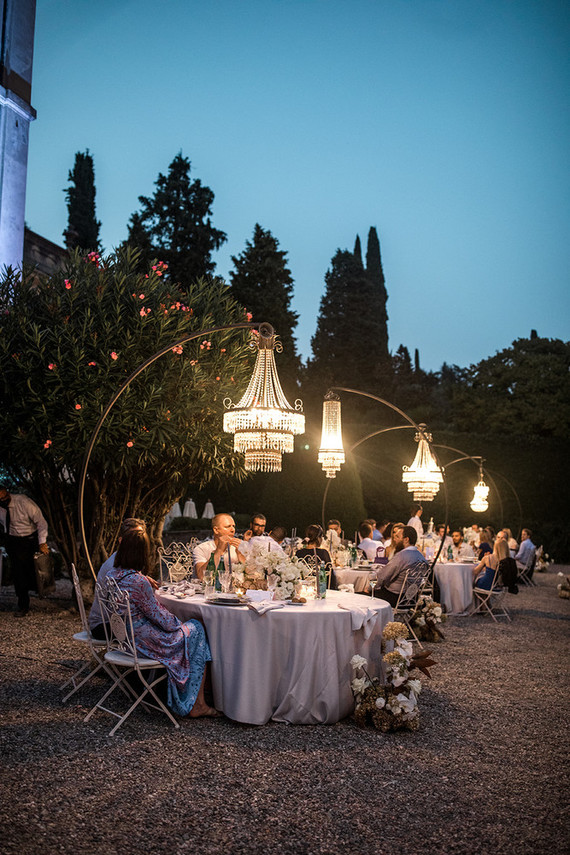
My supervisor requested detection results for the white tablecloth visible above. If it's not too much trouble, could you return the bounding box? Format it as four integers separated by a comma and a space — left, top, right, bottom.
157, 589, 393, 725
434, 562, 474, 615
333, 567, 374, 593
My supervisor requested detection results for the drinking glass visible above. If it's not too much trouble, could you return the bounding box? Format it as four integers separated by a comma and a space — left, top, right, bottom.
369, 575, 377, 599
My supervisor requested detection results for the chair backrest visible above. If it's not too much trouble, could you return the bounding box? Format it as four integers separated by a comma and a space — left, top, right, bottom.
158, 540, 197, 582
395, 561, 428, 611
297, 554, 319, 575
71, 563, 89, 633
98, 577, 139, 661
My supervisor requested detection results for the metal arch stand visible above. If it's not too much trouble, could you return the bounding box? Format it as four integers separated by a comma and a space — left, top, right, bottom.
78, 322, 256, 581
319, 386, 449, 572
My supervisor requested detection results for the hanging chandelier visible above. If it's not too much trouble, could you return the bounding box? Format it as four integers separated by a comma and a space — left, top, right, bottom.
223, 323, 305, 472
318, 394, 345, 478
470, 467, 490, 512
402, 424, 443, 501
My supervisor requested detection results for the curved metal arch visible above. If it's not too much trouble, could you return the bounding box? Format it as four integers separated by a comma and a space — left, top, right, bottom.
78, 321, 256, 580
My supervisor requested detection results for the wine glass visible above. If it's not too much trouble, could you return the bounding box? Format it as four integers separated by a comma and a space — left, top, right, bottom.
369, 575, 377, 599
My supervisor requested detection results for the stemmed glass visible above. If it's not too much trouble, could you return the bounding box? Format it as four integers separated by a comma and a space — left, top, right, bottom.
369, 575, 377, 599
219, 566, 232, 594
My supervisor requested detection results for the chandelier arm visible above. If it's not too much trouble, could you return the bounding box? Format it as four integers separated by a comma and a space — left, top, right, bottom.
484, 468, 523, 541
78, 321, 256, 580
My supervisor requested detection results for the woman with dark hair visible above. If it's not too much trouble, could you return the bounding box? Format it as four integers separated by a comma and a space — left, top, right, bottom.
106, 528, 218, 718
296, 524, 335, 587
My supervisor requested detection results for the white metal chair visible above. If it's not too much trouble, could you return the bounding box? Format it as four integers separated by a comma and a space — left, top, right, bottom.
517, 553, 537, 587
158, 539, 197, 582
60, 564, 115, 703
471, 568, 512, 622
393, 562, 429, 648
84, 577, 180, 736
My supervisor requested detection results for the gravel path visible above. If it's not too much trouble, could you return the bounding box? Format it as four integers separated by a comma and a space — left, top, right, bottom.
1, 568, 569, 855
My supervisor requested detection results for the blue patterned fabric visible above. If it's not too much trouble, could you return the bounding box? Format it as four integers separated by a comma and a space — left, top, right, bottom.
107, 567, 211, 716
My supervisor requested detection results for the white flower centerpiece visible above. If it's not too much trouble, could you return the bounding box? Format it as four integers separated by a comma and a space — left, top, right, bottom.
351, 621, 436, 732
232, 540, 304, 600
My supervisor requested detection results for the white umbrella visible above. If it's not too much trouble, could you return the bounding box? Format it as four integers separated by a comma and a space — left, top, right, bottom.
202, 500, 215, 519
183, 499, 197, 519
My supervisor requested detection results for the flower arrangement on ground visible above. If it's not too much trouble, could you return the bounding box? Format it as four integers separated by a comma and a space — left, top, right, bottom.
232, 540, 303, 600
351, 621, 437, 732
557, 572, 570, 599
409, 595, 446, 642
535, 547, 553, 573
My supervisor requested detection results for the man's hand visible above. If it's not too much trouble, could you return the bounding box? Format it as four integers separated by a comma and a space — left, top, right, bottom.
243, 529, 253, 542
39, 543, 50, 555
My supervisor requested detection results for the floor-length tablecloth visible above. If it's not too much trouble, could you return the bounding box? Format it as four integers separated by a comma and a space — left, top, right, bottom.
333, 567, 374, 593
434, 562, 474, 615
157, 590, 393, 725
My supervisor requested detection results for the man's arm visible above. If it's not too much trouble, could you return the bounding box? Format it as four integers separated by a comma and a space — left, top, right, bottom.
375, 552, 404, 588
27, 497, 49, 551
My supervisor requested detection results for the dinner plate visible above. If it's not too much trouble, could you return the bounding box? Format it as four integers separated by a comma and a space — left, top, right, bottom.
206, 596, 245, 606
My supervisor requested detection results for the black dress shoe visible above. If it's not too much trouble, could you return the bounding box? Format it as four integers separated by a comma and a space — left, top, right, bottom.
14, 609, 30, 618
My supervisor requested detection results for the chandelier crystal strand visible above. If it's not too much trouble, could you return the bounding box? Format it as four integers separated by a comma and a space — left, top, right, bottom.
318, 395, 345, 478
470, 467, 490, 512
223, 323, 305, 472
402, 425, 443, 501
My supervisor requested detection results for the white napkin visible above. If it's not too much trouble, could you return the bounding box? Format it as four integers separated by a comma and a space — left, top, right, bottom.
246, 601, 284, 615
337, 602, 378, 639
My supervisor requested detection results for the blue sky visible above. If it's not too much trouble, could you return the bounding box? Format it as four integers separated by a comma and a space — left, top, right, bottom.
26, 0, 570, 370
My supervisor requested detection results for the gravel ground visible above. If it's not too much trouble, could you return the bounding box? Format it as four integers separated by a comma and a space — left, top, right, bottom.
1, 568, 569, 855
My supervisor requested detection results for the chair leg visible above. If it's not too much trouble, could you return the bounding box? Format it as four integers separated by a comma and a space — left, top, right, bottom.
107, 671, 179, 737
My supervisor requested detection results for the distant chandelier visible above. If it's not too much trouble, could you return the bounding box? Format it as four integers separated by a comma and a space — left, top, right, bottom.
402, 424, 443, 502
318, 394, 345, 478
223, 323, 305, 473
470, 468, 489, 513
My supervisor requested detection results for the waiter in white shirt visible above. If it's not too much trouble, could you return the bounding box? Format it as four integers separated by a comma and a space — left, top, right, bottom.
407, 504, 424, 540
0, 484, 49, 617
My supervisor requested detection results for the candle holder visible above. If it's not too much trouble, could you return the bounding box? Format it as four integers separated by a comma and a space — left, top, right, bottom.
295, 578, 317, 601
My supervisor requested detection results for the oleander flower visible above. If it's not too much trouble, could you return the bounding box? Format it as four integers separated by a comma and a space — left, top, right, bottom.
110, 352, 118, 360
351, 654, 368, 671
64, 280, 72, 289
43, 439, 52, 449
126, 441, 133, 447
48, 363, 56, 370
75, 403, 82, 410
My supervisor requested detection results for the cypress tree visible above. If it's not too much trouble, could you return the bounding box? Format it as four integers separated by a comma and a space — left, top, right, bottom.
229, 224, 300, 394
365, 227, 389, 361
353, 234, 363, 267
64, 150, 101, 252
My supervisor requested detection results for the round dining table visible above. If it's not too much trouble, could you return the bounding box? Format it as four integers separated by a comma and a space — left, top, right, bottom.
157, 589, 393, 725
333, 566, 374, 593
433, 561, 475, 615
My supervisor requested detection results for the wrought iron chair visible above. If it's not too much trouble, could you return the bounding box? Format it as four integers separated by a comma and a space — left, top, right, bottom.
471, 567, 512, 622
517, 553, 537, 588
392, 562, 429, 648
60, 564, 118, 703
84, 577, 180, 736
158, 539, 197, 583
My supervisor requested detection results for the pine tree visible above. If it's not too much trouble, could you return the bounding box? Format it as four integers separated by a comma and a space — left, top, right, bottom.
229, 224, 300, 394
365, 227, 389, 360
64, 150, 101, 252
126, 153, 226, 287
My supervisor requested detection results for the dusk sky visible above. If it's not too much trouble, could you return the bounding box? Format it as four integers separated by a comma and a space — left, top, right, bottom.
26, 0, 569, 371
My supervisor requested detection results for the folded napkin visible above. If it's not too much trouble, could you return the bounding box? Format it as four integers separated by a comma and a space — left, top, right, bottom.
246, 601, 285, 615
337, 602, 378, 639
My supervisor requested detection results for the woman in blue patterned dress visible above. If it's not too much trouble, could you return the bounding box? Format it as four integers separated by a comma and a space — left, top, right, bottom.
107, 528, 219, 718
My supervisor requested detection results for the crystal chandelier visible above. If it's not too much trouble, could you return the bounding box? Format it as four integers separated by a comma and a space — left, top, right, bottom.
402, 425, 443, 501
223, 323, 305, 472
470, 468, 489, 512
318, 394, 345, 478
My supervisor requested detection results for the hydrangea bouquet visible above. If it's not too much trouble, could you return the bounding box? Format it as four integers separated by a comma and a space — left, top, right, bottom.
409, 595, 446, 642
232, 540, 303, 600
351, 621, 436, 732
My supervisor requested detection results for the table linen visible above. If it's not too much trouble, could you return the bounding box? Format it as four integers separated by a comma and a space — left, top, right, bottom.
434, 562, 474, 615
157, 589, 392, 725
333, 567, 374, 593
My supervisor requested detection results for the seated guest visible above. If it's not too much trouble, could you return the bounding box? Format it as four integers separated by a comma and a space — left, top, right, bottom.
503, 527, 518, 557
372, 525, 428, 607
107, 528, 218, 717
473, 537, 509, 590
326, 519, 343, 550
383, 522, 403, 559
357, 523, 379, 561
193, 513, 245, 580
240, 525, 287, 558
514, 528, 536, 571
296, 524, 333, 573
451, 530, 476, 561
477, 532, 493, 561
434, 524, 452, 552
242, 513, 268, 542
89, 517, 151, 639
364, 518, 382, 542
407, 504, 424, 540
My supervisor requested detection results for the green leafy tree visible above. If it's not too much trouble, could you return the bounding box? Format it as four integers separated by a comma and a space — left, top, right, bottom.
229, 224, 300, 395
63, 150, 101, 252
453, 336, 570, 438
0, 248, 253, 576
126, 153, 226, 287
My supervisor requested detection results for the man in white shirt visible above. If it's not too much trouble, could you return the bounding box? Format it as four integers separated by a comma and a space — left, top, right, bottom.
407, 504, 424, 540
238, 526, 287, 559
193, 513, 246, 580
0, 484, 49, 617
434, 524, 453, 553
357, 523, 381, 562
451, 530, 475, 561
